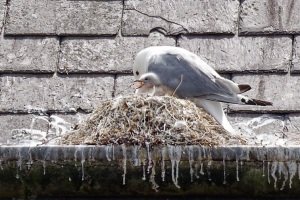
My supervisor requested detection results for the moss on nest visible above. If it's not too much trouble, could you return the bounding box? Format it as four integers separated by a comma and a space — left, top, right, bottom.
61, 95, 245, 146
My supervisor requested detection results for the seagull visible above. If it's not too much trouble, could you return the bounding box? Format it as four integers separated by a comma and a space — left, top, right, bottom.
132, 46, 272, 133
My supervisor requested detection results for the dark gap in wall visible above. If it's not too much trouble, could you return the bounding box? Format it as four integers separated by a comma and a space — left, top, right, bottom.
237, 0, 243, 35
290, 34, 296, 73
57, 36, 64, 74
119, 0, 125, 36
112, 74, 117, 98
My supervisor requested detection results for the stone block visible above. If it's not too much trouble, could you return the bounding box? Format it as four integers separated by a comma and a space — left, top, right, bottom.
0, 114, 49, 145
292, 35, 300, 73
230, 74, 300, 112
240, 0, 300, 34
0, 0, 6, 31
59, 32, 175, 73
56, 0, 122, 35
5, 0, 122, 35
115, 74, 136, 97
178, 35, 292, 72
0, 74, 114, 113
0, 36, 58, 72
122, 0, 239, 35
5, 0, 56, 35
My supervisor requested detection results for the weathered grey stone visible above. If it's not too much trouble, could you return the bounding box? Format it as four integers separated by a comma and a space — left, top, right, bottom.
292, 35, 300, 73
0, 36, 58, 72
123, 0, 239, 35
178, 35, 292, 72
0, 114, 49, 145
285, 113, 300, 132
115, 74, 136, 97
5, 0, 122, 35
240, 0, 300, 34
0, 0, 6, 31
48, 113, 89, 140
230, 74, 300, 112
5, 0, 56, 35
56, 0, 122, 35
228, 113, 285, 134
0, 74, 114, 113
59, 32, 175, 73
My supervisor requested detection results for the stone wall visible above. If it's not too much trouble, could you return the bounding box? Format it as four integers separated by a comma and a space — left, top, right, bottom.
0, 0, 300, 144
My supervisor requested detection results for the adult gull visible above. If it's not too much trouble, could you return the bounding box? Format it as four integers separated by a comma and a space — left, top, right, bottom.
132, 46, 272, 133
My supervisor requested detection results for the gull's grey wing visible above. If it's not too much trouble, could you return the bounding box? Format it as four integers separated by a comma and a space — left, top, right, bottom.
148, 53, 240, 104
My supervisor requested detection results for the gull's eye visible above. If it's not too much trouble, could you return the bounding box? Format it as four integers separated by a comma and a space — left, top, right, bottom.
135, 71, 139, 76
145, 78, 148, 81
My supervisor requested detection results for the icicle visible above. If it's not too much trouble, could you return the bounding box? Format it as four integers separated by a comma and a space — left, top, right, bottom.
16, 170, 19, 179
16, 149, 22, 179
89, 147, 95, 161
142, 159, 146, 181
287, 161, 297, 188
268, 161, 271, 184
223, 158, 227, 185
262, 160, 265, 177
81, 159, 85, 181
122, 144, 127, 185
27, 149, 33, 170
161, 147, 166, 182
74, 148, 78, 167
271, 161, 278, 189
167, 145, 181, 188
132, 145, 140, 166
42, 160, 46, 175
298, 163, 300, 180
240, 161, 243, 171
149, 160, 159, 192
207, 160, 212, 181
145, 142, 152, 173
278, 162, 288, 190
17, 150, 22, 171
187, 146, 194, 182
0, 160, 3, 170
200, 162, 204, 176
105, 145, 112, 162
236, 159, 240, 182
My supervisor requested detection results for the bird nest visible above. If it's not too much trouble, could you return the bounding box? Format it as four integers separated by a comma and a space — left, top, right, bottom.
61, 95, 245, 146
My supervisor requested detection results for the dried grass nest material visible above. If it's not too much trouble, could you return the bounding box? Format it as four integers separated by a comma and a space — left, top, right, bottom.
62, 95, 245, 146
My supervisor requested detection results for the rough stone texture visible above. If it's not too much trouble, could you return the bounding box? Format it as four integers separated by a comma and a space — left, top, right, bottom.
285, 113, 300, 132
0, 0, 5, 31
59, 32, 175, 73
230, 74, 300, 112
240, 0, 300, 34
48, 113, 89, 139
114, 74, 136, 97
292, 35, 300, 73
122, 0, 239, 35
178, 35, 292, 72
5, 0, 122, 35
0, 114, 49, 144
0, 74, 114, 113
228, 113, 286, 134
5, 0, 56, 35
0, 36, 58, 72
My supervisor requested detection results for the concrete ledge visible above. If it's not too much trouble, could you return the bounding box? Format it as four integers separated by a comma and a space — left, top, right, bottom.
0, 145, 299, 198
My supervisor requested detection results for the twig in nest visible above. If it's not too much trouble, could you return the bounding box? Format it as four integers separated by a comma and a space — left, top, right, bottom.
172, 74, 183, 96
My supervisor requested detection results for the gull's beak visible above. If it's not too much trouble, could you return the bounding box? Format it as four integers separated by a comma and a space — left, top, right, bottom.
131, 80, 145, 89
